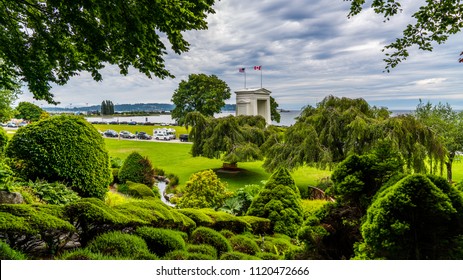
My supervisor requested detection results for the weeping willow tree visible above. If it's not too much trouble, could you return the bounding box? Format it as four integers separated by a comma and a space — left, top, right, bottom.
185, 112, 267, 168
263, 95, 446, 173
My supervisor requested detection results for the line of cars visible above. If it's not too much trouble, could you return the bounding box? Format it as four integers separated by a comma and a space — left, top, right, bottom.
101, 128, 189, 141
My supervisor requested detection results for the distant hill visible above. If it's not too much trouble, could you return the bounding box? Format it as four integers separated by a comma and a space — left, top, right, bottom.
43, 103, 236, 113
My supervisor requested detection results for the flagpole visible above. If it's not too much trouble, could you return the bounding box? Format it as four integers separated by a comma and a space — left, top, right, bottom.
244, 71, 246, 89
260, 67, 263, 88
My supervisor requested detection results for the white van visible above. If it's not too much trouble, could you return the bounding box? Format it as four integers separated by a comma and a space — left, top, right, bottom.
153, 128, 175, 140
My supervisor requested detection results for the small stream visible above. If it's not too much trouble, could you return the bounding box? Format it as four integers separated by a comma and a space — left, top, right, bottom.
156, 181, 175, 207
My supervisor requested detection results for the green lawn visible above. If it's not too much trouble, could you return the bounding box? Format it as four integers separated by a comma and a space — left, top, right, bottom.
104, 138, 331, 192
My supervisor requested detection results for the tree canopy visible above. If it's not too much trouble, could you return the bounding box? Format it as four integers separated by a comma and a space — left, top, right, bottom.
185, 112, 266, 167
0, 0, 216, 103
171, 74, 231, 125
0, 84, 19, 123
14, 102, 44, 122
414, 100, 463, 182
346, 0, 463, 71
263, 95, 446, 173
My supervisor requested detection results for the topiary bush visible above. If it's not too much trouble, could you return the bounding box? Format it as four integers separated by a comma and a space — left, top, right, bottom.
56, 248, 117, 260
189, 227, 232, 256
0, 204, 75, 256
176, 169, 230, 209
186, 244, 218, 259
247, 167, 303, 237
118, 152, 155, 187
126, 181, 159, 199
5, 115, 111, 198
220, 251, 261, 260
134, 227, 186, 257
239, 216, 272, 235
86, 231, 156, 259
229, 234, 260, 255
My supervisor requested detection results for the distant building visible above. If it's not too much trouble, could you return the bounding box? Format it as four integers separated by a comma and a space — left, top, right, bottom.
235, 88, 271, 124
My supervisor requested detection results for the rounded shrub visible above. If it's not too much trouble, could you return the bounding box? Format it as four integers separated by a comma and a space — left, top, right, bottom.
186, 244, 218, 259
220, 251, 261, 260
5, 115, 111, 198
118, 152, 155, 187
229, 235, 260, 255
189, 226, 232, 256
87, 231, 155, 259
134, 226, 186, 257
126, 181, 158, 199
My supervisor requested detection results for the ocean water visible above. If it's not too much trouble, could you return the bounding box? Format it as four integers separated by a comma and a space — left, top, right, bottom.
86, 110, 303, 127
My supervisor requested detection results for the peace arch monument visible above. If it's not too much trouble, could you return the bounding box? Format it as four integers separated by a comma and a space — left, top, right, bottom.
235, 88, 271, 124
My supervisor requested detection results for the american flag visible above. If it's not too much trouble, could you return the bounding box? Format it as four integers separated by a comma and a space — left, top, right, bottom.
238, 68, 245, 73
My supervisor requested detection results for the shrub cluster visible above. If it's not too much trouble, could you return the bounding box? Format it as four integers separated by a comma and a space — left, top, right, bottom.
189, 227, 232, 256
134, 227, 186, 257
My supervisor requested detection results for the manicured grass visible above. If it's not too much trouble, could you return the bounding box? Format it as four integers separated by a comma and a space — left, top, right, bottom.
104, 138, 332, 192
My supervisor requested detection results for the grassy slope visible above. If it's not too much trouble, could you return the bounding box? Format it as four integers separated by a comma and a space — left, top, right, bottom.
104, 138, 331, 192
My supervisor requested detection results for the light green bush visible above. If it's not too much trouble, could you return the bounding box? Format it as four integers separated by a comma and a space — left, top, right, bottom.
134, 227, 186, 257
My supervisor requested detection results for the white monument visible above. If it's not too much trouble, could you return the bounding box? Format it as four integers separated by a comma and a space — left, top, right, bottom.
235, 88, 271, 124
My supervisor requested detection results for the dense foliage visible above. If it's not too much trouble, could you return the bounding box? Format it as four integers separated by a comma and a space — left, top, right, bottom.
0, 128, 7, 155
185, 113, 267, 166
176, 170, 229, 209
5, 115, 111, 198
263, 95, 446, 173
118, 152, 155, 187
171, 74, 231, 125
14, 102, 44, 122
134, 227, 186, 257
100, 100, 115, 116
357, 174, 463, 259
247, 167, 303, 237
0, 0, 216, 103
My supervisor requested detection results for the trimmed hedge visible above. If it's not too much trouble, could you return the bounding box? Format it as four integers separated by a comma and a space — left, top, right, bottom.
0, 204, 75, 255
163, 250, 214, 260
220, 251, 261, 260
239, 216, 272, 235
5, 115, 111, 199
190, 227, 232, 256
229, 235, 260, 255
186, 244, 218, 259
134, 227, 186, 257
87, 231, 157, 259
126, 181, 159, 199
177, 208, 214, 227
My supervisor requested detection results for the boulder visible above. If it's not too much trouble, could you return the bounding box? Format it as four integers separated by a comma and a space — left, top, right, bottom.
0, 191, 24, 204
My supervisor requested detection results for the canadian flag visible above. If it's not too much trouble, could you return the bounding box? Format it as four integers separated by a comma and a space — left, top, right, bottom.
254, 65, 261, 70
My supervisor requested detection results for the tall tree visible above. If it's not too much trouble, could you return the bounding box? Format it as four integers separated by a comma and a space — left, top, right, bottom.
414, 100, 463, 182
171, 74, 231, 125
14, 102, 44, 122
347, 0, 463, 71
185, 112, 266, 168
270, 96, 281, 123
263, 95, 446, 173
0, 0, 216, 104
0, 73, 19, 123
100, 100, 114, 116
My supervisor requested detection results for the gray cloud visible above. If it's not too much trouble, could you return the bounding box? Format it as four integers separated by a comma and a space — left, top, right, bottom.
17, 0, 463, 110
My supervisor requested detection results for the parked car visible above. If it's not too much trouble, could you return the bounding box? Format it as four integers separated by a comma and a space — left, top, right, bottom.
119, 130, 136, 139
6, 122, 17, 128
137, 131, 152, 140
103, 129, 119, 137
179, 134, 189, 142
154, 132, 172, 140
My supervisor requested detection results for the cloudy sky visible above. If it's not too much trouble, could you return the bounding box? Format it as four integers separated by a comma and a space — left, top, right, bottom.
17, 0, 463, 110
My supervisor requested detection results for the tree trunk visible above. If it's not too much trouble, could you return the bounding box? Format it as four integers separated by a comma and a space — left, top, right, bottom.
446, 152, 455, 183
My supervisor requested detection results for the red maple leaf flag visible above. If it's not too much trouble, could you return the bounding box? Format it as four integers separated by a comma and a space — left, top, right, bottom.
254, 65, 262, 70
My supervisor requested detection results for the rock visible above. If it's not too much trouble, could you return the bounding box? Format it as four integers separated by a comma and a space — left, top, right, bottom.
0, 191, 24, 204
